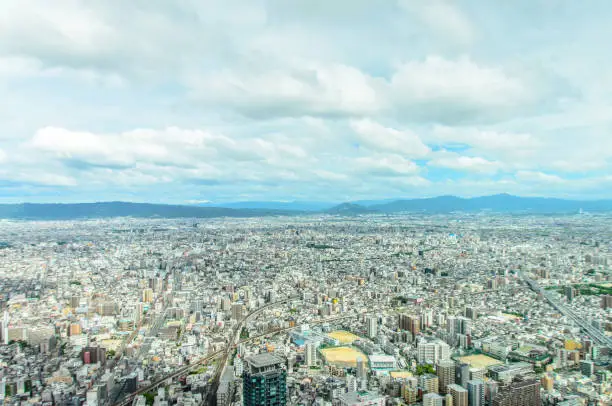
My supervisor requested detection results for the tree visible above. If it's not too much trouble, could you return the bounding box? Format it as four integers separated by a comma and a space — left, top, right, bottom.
416, 364, 436, 376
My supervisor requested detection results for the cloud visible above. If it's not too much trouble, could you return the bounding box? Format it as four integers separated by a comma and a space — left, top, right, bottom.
399, 0, 475, 46
188, 62, 387, 118
390, 57, 530, 122
350, 119, 430, 157
429, 152, 501, 174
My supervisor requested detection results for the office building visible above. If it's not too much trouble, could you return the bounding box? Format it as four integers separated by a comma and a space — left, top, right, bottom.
455, 363, 470, 388
243, 353, 287, 406
467, 380, 484, 406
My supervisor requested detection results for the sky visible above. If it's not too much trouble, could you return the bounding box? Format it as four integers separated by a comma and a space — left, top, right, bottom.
1, 0, 612, 203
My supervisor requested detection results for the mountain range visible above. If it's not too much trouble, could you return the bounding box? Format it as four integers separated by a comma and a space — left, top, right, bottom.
1, 194, 611, 219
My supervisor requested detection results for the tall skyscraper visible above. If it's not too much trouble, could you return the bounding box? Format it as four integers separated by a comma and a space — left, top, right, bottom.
243, 353, 287, 406
447, 384, 468, 406
467, 380, 485, 406
437, 360, 456, 394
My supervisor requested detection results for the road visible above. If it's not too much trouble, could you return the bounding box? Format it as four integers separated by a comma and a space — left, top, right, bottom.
521, 273, 612, 348
112, 299, 393, 406
113, 296, 299, 406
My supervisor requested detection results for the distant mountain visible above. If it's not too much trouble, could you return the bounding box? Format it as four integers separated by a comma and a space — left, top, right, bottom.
368, 194, 612, 213
198, 201, 335, 211
0, 202, 300, 220
326, 203, 378, 215
1, 194, 611, 220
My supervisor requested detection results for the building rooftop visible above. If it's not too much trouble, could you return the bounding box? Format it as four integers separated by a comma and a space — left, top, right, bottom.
245, 353, 284, 369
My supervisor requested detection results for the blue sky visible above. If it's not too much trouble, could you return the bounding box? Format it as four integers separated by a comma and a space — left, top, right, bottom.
1, 0, 612, 203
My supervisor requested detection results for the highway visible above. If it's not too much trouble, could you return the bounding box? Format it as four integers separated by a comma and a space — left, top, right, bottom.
521, 273, 612, 348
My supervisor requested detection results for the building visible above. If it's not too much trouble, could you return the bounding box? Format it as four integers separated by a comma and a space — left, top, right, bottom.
487, 362, 533, 383
338, 391, 385, 406
417, 339, 450, 364
540, 375, 553, 391
142, 288, 153, 303
217, 368, 235, 406
467, 380, 484, 406
455, 363, 470, 388
82, 347, 106, 365
579, 360, 594, 377
368, 355, 396, 369
243, 353, 286, 406
565, 286, 575, 302
420, 374, 439, 394
356, 357, 368, 382
305, 343, 317, 367
491, 378, 540, 406
366, 316, 377, 338
231, 303, 245, 320
447, 384, 468, 406
437, 360, 455, 394
601, 295, 612, 309
423, 393, 444, 406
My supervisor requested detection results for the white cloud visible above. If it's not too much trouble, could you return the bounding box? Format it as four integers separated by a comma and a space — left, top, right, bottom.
353, 154, 420, 176
390, 57, 529, 115
429, 152, 501, 174
350, 119, 430, 158
188, 62, 386, 118
399, 0, 475, 46
515, 171, 565, 184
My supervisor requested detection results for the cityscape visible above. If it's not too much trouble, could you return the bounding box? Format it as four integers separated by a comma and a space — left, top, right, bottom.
0, 211, 610, 405
3, 1, 612, 406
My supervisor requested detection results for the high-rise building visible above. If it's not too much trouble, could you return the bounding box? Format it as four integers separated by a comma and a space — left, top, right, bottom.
305, 343, 317, 367
491, 378, 540, 406
142, 288, 153, 303
420, 374, 439, 394
467, 380, 484, 406
465, 307, 478, 320
580, 360, 594, 377
565, 286, 575, 302
601, 295, 612, 309
437, 360, 456, 394
243, 353, 287, 406
366, 316, 378, 339
356, 357, 368, 384
455, 363, 470, 388
485, 381, 499, 405
540, 375, 554, 391
231, 303, 245, 320
417, 339, 450, 364
2, 311, 9, 345
423, 393, 444, 406
447, 384, 468, 406
469, 368, 485, 381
